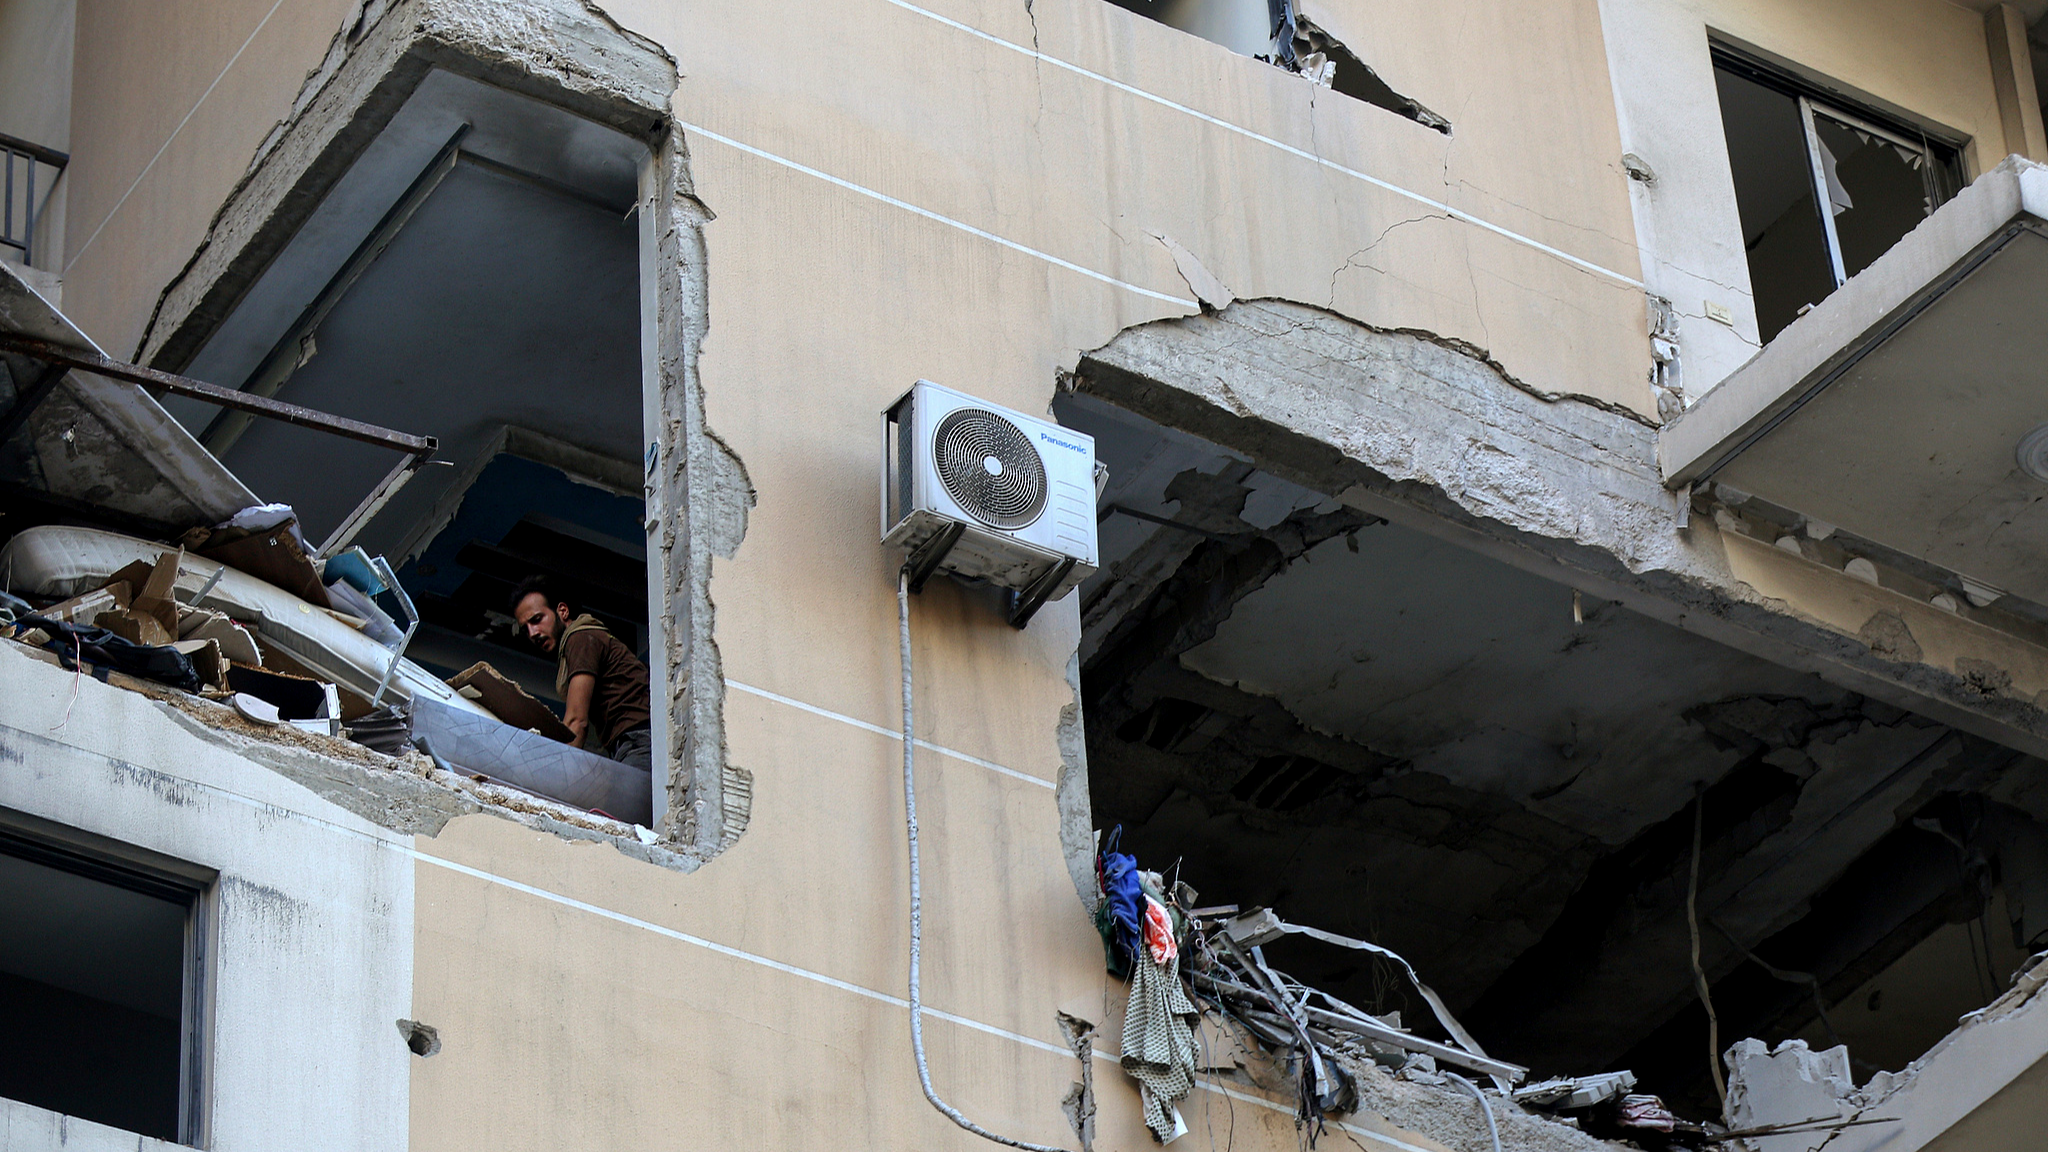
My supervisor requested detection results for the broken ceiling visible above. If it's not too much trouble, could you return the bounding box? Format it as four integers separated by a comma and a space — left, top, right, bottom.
1056, 313, 2048, 1113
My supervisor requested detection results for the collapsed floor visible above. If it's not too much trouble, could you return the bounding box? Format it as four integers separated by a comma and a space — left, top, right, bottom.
1060, 393, 2048, 1118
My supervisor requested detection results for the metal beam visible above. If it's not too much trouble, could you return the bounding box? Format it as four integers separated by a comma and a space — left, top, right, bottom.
0, 333, 436, 457
1186, 969, 1529, 1083
0, 132, 69, 169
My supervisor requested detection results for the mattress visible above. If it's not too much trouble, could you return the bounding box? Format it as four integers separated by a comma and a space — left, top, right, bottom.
0, 524, 487, 718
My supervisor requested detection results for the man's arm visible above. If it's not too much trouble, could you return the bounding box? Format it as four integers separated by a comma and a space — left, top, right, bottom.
563, 671, 597, 748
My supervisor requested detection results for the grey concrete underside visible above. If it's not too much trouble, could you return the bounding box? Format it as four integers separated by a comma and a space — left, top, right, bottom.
1659, 157, 2048, 605
1074, 298, 2048, 759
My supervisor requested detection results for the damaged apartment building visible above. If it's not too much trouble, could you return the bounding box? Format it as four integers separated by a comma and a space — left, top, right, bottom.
4, 0, 2048, 1149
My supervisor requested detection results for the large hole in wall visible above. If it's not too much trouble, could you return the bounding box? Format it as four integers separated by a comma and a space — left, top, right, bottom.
1057, 391, 2048, 1118
161, 68, 667, 827
1101, 0, 1450, 132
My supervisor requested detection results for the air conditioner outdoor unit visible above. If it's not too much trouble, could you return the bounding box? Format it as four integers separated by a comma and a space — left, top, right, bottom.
882, 380, 1100, 627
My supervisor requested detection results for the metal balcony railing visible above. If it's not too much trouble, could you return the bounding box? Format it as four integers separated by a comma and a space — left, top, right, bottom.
1, 132, 69, 268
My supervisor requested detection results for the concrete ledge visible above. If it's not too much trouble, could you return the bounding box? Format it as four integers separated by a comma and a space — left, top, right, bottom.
0, 1098, 186, 1152
0, 640, 698, 871
1724, 956, 2048, 1152
1658, 156, 2048, 486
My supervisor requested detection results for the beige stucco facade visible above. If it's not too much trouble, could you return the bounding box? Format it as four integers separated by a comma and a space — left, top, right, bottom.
9, 0, 2048, 1150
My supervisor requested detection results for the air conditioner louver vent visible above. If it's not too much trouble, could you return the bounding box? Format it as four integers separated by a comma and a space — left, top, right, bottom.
932, 408, 1047, 529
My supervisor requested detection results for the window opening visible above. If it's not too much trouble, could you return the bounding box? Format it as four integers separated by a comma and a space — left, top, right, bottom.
0, 71, 666, 831
1712, 50, 1963, 342
153, 74, 660, 825
0, 814, 210, 1143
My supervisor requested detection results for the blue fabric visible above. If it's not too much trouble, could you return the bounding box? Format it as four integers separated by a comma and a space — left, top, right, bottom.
1098, 826, 1145, 971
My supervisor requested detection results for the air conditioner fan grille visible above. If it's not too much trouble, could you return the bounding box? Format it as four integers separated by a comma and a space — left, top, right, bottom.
932, 408, 1047, 530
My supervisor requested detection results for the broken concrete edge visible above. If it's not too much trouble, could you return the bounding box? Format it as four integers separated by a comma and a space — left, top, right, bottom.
1056, 651, 1098, 914
1288, 9, 1453, 136
1070, 298, 2048, 761
1722, 953, 2048, 1150
646, 129, 756, 855
1177, 295, 1660, 431
162, 705, 700, 871
1847, 950, 2048, 1130
1, 638, 698, 870
134, 0, 680, 370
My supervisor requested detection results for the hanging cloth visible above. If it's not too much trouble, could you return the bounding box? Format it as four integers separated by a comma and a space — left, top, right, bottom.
1121, 947, 1198, 1143
1142, 896, 1178, 964
1095, 826, 1145, 977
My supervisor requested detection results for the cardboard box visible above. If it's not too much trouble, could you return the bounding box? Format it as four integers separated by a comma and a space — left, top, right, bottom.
447, 662, 574, 744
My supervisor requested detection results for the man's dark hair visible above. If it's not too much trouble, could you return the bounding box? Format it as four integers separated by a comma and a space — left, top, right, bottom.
509, 574, 573, 617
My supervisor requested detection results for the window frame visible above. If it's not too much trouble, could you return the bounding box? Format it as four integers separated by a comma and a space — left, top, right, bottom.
1711, 44, 1967, 296
0, 806, 216, 1146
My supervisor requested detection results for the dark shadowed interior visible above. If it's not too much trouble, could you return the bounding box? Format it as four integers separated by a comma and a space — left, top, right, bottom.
1059, 392, 2048, 1115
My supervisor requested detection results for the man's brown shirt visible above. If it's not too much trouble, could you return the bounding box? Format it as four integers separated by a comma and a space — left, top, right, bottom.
553, 615, 652, 750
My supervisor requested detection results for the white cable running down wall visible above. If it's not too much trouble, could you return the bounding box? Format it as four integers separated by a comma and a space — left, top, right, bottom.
898, 567, 1077, 1152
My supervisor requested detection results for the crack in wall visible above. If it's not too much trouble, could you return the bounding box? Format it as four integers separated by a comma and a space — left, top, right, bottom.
1326, 212, 1446, 310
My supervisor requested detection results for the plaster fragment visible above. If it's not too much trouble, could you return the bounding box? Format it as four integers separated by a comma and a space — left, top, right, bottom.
1147, 233, 1235, 312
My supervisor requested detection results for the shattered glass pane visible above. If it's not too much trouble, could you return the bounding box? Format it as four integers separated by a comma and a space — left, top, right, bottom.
1713, 65, 1835, 343
1812, 114, 1936, 280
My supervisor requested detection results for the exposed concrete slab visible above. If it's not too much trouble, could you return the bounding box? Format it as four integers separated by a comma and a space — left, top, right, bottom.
1073, 298, 2048, 764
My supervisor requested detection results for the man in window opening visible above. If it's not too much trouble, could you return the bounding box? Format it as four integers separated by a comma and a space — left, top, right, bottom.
510, 576, 653, 771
